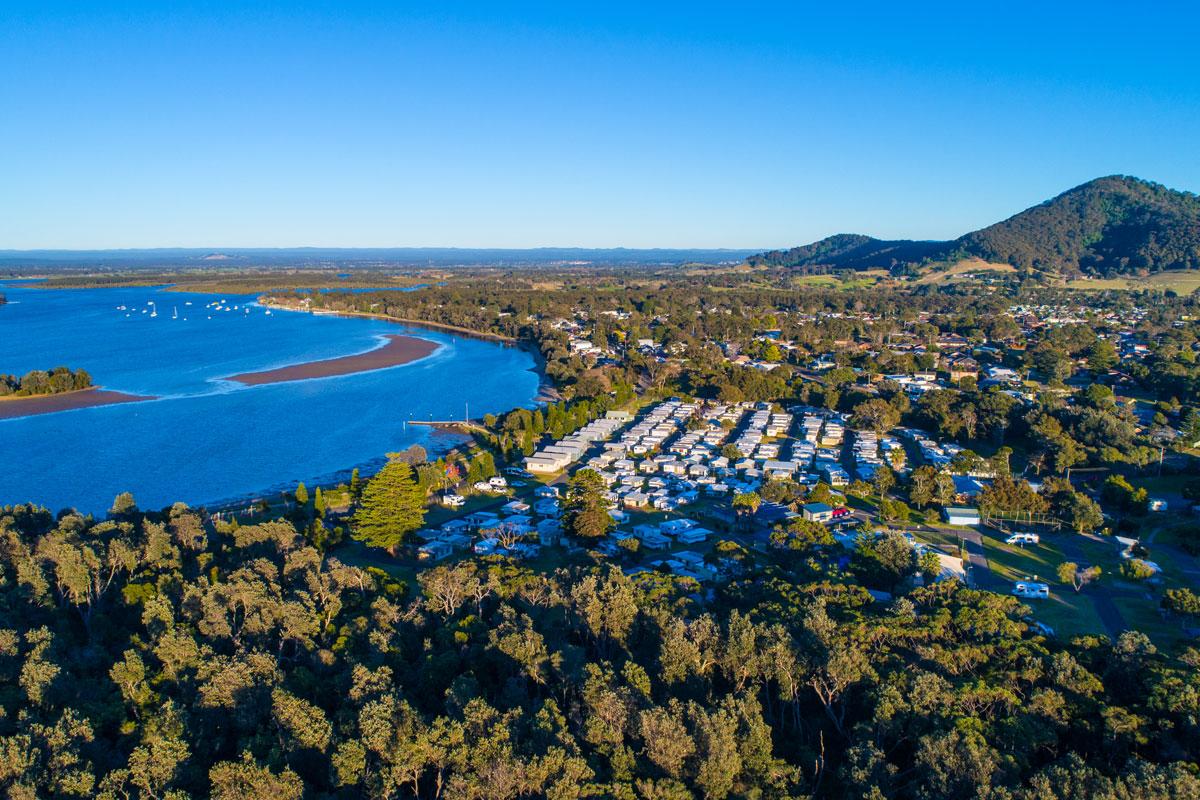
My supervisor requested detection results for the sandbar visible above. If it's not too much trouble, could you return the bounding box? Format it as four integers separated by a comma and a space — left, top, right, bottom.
0, 388, 155, 420
224, 334, 438, 386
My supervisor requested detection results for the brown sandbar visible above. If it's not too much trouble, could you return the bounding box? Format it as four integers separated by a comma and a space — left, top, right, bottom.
0, 388, 155, 420
224, 334, 438, 386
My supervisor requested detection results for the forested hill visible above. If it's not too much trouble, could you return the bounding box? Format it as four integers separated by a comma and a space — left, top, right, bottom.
750, 176, 1200, 277
745, 234, 944, 272
960, 176, 1200, 275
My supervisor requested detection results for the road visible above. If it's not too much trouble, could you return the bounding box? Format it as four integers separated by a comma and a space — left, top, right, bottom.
1056, 533, 1129, 638
956, 528, 1000, 591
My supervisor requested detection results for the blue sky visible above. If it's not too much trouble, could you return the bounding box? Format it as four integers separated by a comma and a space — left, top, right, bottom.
2, 1, 1198, 249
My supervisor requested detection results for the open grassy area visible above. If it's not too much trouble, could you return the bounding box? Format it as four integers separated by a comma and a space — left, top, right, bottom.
913, 258, 1016, 285
787, 271, 887, 291
973, 526, 1197, 647
978, 532, 1110, 639
1026, 590, 1109, 640
982, 533, 1064, 584
1065, 269, 1200, 294
1109, 594, 1190, 648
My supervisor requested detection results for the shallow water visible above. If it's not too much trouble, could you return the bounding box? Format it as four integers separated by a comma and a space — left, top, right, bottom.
0, 283, 539, 513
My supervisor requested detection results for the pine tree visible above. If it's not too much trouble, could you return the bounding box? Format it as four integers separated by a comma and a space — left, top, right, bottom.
314, 487, 326, 518
349, 468, 361, 500
352, 459, 426, 554
476, 451, 496, 480
562, 468, 614, 539
294, 482, 309, 507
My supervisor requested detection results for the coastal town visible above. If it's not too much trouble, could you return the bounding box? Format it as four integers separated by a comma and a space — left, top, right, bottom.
4, 3, 1200, 794
248, 283, 1200, 653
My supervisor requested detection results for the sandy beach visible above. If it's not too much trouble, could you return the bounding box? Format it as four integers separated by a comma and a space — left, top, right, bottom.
0, 388, 155, 420
224, 334, 438, 386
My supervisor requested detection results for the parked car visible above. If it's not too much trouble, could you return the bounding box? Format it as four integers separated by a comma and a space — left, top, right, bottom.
1012, 581, 1049, 599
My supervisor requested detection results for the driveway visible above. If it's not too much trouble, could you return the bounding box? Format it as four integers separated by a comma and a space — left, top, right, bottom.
957, 528, 1001, 591
1058, 533, 1129, 638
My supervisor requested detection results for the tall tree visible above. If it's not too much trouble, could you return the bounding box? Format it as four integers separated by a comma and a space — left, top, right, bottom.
352, 459, 425, 554
562, 469, 613, 539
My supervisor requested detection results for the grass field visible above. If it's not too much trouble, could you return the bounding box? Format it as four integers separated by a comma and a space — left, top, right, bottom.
973, 526, 1197, 648
1066, 269, 1200, 294
788, 270, 889, 290
913, 258, 1017, 285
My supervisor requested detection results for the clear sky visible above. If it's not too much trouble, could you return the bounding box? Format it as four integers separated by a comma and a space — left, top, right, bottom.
2, 1, 1198, 250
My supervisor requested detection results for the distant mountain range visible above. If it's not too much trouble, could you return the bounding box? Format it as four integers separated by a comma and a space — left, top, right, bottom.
750, 176, 1200, 276
0, 247, 758, 270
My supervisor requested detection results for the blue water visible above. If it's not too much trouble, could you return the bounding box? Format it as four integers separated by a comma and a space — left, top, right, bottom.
0, 283, 539, 514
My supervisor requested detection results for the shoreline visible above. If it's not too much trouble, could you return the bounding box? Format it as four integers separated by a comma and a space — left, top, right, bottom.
223, 334, 439, 386
261, 299, 518, 343
262, 298, 560, 401
0, 387, 155, 421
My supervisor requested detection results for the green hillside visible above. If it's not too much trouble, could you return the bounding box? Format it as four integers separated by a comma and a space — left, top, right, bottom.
751, 176, 1200, 277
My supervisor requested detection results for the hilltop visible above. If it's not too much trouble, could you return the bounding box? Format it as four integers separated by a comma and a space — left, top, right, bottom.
751, 176, 1200, 277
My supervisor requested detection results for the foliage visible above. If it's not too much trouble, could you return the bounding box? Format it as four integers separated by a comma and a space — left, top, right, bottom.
0, 499, 1195, 797
0, 366, 93, 397
562, 469, 613, 539
351, 458, 426, 552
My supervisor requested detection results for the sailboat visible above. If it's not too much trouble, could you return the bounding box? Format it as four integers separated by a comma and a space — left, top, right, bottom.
172, 306, 178, 320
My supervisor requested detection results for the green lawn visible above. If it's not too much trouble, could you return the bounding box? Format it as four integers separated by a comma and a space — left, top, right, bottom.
1025, 590, 1108, 641
1065, 269, 1200, 294
980, 533, 1065, 584
1131, 475, 1192, 495
1109, 594, 1190, 648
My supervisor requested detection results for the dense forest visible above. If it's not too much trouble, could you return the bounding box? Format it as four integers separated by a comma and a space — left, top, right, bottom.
746, 235, 943, 273
0, 366, 92, 397
749, 176, 1200, 277
1, 501, 1198, 799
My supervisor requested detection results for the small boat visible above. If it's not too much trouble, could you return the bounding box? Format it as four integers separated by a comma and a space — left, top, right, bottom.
172, 306, 178, 320
150, 311, 157, 318
264, 309, 272, 316
184, 301, 192, 306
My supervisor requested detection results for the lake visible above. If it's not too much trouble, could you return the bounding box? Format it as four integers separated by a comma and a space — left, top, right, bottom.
0, 282, 540, 514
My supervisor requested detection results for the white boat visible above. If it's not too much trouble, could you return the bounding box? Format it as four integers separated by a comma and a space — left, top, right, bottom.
172, 306, 178, 319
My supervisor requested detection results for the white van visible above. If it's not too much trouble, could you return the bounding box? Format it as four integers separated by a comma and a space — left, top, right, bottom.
1012, 581, 1050, 599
